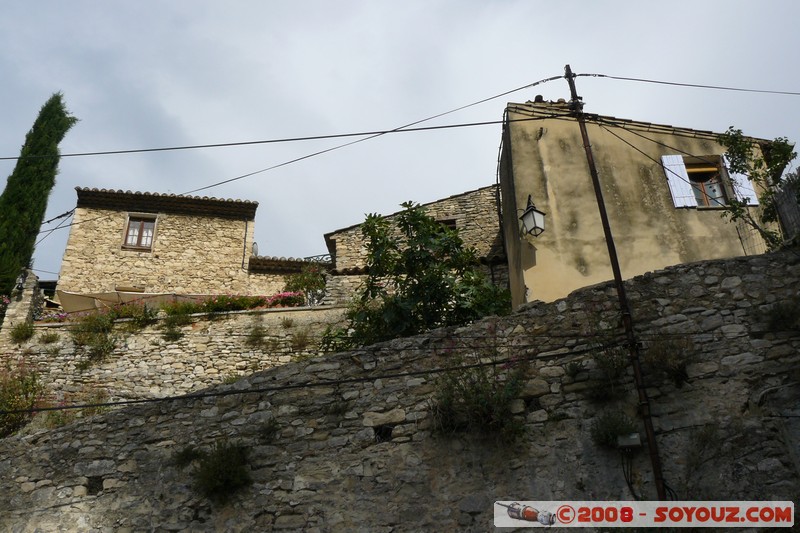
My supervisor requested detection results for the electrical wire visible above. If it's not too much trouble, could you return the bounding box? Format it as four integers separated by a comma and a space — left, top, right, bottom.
180, 112, 562, 195
577, 73, 800, 96
594, 121, 730, 209
33, 115, 564, 237
0, 77, 562, 163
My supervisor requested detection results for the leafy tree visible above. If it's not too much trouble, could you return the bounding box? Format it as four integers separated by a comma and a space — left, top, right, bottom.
718, 127, 796, 249
0, 93, 78, 295
323, 202, 510, 350
284, 263, 327, 306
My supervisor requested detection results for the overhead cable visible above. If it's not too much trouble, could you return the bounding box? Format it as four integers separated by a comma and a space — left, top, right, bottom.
578, 73, 800, 96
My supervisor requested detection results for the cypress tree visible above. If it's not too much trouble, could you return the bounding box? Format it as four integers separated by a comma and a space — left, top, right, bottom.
0, 93, 77, 295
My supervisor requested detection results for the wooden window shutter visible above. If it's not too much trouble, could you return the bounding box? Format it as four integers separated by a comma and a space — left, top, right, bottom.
661, 155, 696, 208
723, 155, 760, 206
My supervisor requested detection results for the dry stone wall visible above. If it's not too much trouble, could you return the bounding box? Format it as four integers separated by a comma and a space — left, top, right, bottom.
1, 249, 799, 531
0, 307, 346, 402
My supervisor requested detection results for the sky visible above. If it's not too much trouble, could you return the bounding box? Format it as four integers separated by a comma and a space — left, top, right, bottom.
2, 1, 800, 281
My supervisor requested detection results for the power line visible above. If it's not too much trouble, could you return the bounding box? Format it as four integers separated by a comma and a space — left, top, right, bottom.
3, 72, 796, 165
180, 74, 563, 195
1, 77, 562, 163
593, 119, 729, 209
578, 73, 800, 96
32, 114, 563, 236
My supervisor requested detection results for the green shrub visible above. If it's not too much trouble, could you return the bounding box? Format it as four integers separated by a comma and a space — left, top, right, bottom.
70, 312, 116, 365
192, 441, 252, 504
260, 419, 280, 443
0, 361, 44, 438
587, 344, 628, 402
284, 263, 327, 306
10, 321, 34, 344
161, 300, 203, 317
290, 327, 311, 352
201, 295, 266, 314
565, 360, 583, 378
762, 299, 800, 331
642, 337, 694, 387
173, 445, 204, 467
321, 203, 510, 350
590, 411, 638, 449
111, 302, 157, 330
70, 312, 114, 346
245, 323, 268, 348
430, 355, 526, 443
160, 312, 193, 341
38, 331, 60, 344
43, 389, 110, 428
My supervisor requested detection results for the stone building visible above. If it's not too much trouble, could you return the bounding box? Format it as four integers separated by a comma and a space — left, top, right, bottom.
499, 99, 780, 307
322, 185, 507, 305
56, 187, 319, 312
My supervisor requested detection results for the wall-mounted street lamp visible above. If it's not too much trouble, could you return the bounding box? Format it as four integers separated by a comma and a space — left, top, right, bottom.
519, 195, 546, 237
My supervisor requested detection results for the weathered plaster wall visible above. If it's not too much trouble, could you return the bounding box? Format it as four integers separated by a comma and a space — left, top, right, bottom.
0, 307, 346, 402
324, 185, 508, 305
1, 249, 798, 531
501, 101, 773, 305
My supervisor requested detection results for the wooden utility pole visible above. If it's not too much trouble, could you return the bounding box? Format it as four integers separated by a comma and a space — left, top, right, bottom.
563, 64, 667, 500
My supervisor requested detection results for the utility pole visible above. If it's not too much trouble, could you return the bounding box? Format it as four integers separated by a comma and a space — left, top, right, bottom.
563, 64, 667, 500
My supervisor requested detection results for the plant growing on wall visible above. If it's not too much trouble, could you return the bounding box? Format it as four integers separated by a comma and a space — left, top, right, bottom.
430, 352, 526, 443
322, 202, 510, 350
173, 440, 252, 504
70, 312, 117, 366
0, 360, 44, 438
718, 128, 797, 249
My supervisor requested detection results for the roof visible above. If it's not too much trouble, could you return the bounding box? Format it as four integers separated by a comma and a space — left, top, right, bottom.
507, 100, 771, 144
248, 255, 331, 274
322, 185, 499, 254
75, 187, 259, 219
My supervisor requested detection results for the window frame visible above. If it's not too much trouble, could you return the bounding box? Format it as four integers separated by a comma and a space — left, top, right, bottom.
122, 214, 157, 251
661, 154, 759, 209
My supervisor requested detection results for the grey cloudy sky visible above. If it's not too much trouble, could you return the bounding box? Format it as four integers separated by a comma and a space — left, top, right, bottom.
2, 1, 799, 281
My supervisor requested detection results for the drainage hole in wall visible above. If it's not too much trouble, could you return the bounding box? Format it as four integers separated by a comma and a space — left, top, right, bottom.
374, 425, 394, 443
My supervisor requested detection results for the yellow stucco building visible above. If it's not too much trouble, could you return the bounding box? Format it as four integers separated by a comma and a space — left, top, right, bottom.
499, 99, 774, 307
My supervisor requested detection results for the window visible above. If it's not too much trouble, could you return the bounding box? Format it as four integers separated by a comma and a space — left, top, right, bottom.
661, 154, 759, 208
124, 216, 156, 250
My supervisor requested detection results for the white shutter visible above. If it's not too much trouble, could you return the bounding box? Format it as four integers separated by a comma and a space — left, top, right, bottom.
723, 155, 759, 206
661, 155, 696, 208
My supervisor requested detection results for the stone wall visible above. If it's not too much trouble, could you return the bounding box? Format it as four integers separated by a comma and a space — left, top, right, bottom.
57, 207, 290, 297
1, 249, 799, 531
0, 269, 39, 344
323, 185, 508, 305
0, 307, 346, 402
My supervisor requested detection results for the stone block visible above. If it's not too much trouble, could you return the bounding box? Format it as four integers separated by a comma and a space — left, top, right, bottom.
362, 408, 406, 427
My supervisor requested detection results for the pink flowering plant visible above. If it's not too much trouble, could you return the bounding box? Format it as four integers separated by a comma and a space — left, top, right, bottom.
0, 294, 10, 323
265, 291, 304, 308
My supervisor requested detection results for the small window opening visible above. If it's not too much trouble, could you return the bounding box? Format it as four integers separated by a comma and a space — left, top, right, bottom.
373, 424, 394, 443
